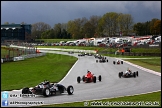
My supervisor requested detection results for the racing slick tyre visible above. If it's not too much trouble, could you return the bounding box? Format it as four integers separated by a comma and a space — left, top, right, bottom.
113, 61, 115, 64
121, 72, 123, 76
136, 71, 138, 77
82, 75, 85, 82
22, 87, 32, 94
67, 85, 74, 95
42, 88, 51, 97
107, 60, 108, 62
121, 61, 123, 64
98, 75, 102, 81
77, 76, 81, 83
96, 60, 98, 63
133, 72, 136, 78
119, 72, 122, 78
93, 76, 96, 83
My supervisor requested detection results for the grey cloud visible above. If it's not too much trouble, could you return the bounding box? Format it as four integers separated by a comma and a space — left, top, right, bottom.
1, 1, 161, 27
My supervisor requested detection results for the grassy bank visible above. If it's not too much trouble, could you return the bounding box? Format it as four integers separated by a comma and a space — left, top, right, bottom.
125, 59, 161, 72
36, 39, 75, 43
1, 47, 161, 107
1, 53, 78, 91
36, 45, 161, 54
40, 91, 161, 107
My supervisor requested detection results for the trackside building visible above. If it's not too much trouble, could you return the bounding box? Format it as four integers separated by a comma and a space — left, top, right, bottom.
1, 24, 32, 43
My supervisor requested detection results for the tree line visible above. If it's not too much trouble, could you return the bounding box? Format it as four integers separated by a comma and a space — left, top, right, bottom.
3, 12, 161, 39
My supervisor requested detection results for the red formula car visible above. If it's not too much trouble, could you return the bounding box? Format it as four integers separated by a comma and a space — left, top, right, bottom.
77, 71, 101, 83
113, 60, 123, 65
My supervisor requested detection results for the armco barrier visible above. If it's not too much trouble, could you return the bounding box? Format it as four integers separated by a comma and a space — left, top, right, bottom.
13, 56, 24, 61
21, 53, 46, 59
1, 53, 47, 63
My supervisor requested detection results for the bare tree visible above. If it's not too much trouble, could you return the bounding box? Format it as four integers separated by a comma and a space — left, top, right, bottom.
31, 22, 51, 39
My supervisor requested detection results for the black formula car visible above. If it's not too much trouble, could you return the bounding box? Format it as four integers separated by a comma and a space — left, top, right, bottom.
78, 53, 85, 56
96, 58, 108, 63
113, 60, 123, 65
68, 51, 74, 54
87, 53, 93, 56
22, 80, 74, 97
94, 54, 103, 59
119, 70, 138, 78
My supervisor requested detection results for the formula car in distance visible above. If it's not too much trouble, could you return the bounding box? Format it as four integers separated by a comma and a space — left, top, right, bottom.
94, 54, 104, 59
113, 60, 123, 64
77, 70, 101, 83
119, 69, 138, 78
68, 51, 74, 54
96, 57, 108, 63
22, 80, 74, 97
87, 53, 93, 56
78, 53, 85, 56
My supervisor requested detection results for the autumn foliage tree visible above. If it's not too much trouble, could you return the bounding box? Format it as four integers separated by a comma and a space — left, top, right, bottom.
29, 12, 160, 39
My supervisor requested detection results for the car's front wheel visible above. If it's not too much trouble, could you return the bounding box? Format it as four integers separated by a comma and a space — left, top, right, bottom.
42, 88, 51, 97
98, 75, 102, 81
67, 85, 74, 95
136, 71, 138, 76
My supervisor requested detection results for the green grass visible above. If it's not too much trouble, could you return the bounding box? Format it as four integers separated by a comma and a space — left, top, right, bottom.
131, 48, 161, 53
36, 39, 76, 43
1, 46, 161, 107
103, 53, 161, 58
37, 45, 106, 51
124, 59, 161, 72
1, 53, 78, 91
39, 91, 161, 107
36, 45, 161, 54
1, 47, 27, 58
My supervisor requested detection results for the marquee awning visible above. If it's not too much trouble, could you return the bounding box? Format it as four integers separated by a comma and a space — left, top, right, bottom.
1, 27, 22, 30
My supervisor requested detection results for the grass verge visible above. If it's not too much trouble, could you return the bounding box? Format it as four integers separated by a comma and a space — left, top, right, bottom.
124, 59, 161, 72
1, 50, 161, 107
1, 53, 78, 91
39, 91, 161, 107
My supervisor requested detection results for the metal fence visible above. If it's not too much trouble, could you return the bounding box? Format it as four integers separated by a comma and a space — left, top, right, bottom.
1, 53, 46, 63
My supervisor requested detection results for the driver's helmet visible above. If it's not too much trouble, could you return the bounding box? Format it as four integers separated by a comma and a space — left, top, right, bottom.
127, 68, 129, 71
87, 70, 90, 73
44, 80, 50, 85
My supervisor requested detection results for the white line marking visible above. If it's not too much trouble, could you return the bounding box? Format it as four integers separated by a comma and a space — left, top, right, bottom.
59, 59, 79, 84
115, 58, 161, 76
38, 90, 161, 106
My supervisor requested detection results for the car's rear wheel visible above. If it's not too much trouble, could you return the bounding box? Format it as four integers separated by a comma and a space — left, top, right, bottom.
22, 87, 31, 94
133, 72, 136, 78
113, 61, 115, 64
77, 76, 81, 83
42, 88, 51, 97
119, 72, 121, 78
67, 85, 74, 95
121, 72, 123, 76
121, 61, 123, 64
93, 76, 96, 83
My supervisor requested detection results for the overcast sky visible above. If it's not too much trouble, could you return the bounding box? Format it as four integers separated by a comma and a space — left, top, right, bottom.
1, 1, 161, 27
